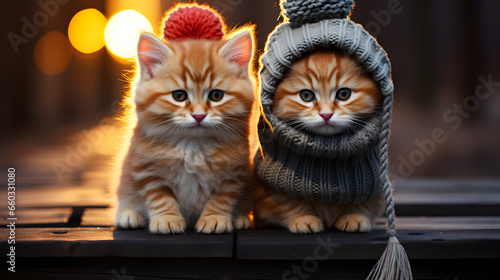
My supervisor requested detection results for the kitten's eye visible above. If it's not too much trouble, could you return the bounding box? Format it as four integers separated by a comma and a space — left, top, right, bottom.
299, 90, 316, 102
336, 88, 352, 101
172, 90, 188, 102
208, 89, 224, 102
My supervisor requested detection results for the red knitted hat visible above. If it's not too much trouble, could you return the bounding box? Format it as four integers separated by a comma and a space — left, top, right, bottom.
163, 5, 225, 41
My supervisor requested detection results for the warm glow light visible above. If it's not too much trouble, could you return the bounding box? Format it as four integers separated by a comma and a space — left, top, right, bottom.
34, 31, 73, 75
106, 0, 161, 33
68, 9, 107, 54
104, 10, 153, 60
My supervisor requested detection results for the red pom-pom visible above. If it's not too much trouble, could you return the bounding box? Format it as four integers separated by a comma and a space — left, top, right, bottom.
163, 5, 224, 41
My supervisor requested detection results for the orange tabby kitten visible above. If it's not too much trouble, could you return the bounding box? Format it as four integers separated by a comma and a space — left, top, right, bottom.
254, 50, 384, 233
115, 30, 257, 234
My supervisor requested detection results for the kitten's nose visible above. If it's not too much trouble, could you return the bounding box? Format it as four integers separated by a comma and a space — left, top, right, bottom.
320, 113, 333, 122
192, 114, 207, 123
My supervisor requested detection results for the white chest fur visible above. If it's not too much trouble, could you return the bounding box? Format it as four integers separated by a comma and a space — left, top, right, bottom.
153, 138, 223, 226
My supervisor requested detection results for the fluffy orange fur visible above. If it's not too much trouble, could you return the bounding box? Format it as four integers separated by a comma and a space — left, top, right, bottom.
254, 50, 384, 234
115, 28, 259, 234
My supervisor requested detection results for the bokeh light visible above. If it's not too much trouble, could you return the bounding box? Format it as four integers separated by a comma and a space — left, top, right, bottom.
104, 9, 153, 60
34, 31, 73, 76
68, 9, 107, 54
106, 0, 161, 33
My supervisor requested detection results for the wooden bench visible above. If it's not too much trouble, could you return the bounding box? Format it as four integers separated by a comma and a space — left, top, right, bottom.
1, 131, 499, 279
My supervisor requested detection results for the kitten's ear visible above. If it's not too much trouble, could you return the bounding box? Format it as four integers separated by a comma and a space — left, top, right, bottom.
219, 31, 253, 75
137, 33, 173, 79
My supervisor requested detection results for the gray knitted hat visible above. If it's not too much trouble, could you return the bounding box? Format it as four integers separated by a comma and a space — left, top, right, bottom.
255, 0, 412, 279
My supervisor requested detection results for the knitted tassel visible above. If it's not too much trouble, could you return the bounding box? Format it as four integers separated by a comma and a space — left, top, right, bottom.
367, 93, 412, 280
367, 235, 412, 280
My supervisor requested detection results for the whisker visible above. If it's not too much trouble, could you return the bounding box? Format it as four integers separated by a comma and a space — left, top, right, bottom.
223, 116, 249, 125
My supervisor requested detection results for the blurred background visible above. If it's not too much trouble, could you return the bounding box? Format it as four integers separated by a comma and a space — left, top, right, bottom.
1, 0, 499, 182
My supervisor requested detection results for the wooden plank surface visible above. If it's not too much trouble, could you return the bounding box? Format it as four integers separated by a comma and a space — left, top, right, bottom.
9, 227, 495, 261
0, 208, 72, 226
393, 178, 500, 190
3, 183, 110, 208
0, 257, 237, 280
374, 216, 500, 230
2, 217, 499, 259
236, 228, 500, 260
0, 130, 114, 209
2, 258, 500, 280
0, 272, 163, 280
231, 259, 500, 280
393, 179, 500, 204
81, 208, 114, 226
393, 179, 500, 216
0, 228, 234, 258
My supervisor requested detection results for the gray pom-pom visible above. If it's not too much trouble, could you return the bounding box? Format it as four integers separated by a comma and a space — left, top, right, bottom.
282, 0, 354, 26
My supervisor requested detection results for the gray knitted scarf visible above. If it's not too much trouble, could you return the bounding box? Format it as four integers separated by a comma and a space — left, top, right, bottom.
257, 111, 382, 203
255, 1, 412, 279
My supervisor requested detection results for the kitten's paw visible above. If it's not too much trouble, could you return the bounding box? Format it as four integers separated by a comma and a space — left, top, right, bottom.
115, 209, 146, 229
149, 214, 186, 234
234, 215, 251, 230
335, 213, 371, 232
288, 215, 324, 234
196, 215, 233, 234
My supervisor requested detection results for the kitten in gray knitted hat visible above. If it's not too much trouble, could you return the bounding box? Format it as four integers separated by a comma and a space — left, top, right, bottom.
254, 50, 384, 233
253, 1, 413, 278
